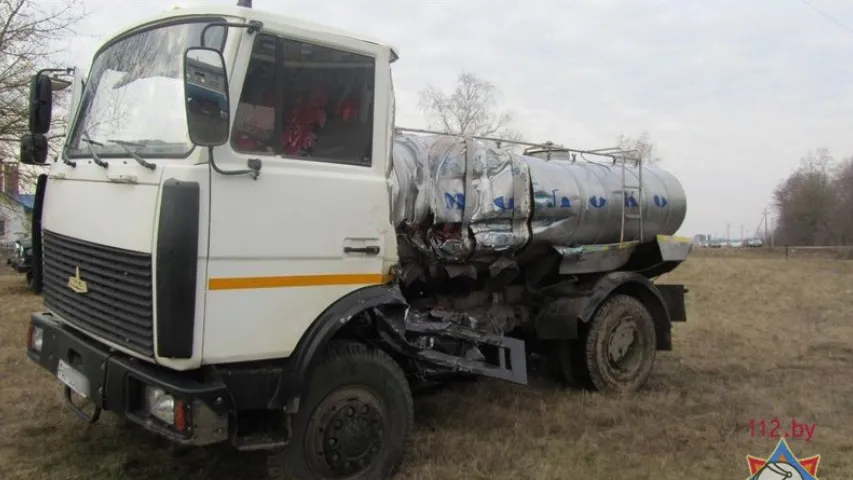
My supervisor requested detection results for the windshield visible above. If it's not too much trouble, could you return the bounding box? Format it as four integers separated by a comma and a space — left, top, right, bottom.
66, 18, 228, 159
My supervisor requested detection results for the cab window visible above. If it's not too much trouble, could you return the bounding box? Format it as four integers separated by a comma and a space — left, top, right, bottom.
232, 34, 278, 155
231, 34, 376, 167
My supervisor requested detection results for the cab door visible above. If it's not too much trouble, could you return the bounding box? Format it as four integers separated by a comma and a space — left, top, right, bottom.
202, 29, 395, 364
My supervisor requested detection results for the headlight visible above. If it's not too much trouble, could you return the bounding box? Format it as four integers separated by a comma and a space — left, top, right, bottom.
28, 325, 44, 352
143, 386, 176, 425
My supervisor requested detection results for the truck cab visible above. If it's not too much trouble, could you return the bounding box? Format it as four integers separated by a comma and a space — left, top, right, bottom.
20, 5, 690, 480
23, 5, 408, 477
30, 5, 398, 366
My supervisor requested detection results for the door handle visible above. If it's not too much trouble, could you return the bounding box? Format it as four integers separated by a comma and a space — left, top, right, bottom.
343, 245, 380, 255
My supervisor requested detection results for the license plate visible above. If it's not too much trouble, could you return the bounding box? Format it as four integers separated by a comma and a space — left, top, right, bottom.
57, 359, 90, 399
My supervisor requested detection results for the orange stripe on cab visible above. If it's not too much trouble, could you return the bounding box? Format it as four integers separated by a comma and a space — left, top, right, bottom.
208, 273, 394, 291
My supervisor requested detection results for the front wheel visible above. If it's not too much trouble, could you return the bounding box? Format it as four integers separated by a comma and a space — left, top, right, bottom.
267, 341, 414, 480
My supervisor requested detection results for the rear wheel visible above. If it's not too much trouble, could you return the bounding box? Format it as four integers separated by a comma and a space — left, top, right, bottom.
582, 294, 657, 393
548, 294, 657, 394
267, 341, 413, 480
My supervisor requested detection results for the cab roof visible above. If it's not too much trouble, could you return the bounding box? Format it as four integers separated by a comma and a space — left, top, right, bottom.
97, 4, 399, 61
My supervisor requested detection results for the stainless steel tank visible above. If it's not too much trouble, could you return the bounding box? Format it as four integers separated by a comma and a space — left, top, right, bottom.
389, 134, 687, 261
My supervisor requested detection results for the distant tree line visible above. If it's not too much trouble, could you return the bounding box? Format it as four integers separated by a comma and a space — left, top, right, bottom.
771, 148, 853, 246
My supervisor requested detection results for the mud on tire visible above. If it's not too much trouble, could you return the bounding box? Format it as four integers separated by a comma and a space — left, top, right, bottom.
267, 340, 414, 480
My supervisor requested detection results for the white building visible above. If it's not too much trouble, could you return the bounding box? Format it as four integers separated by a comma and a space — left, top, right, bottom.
0, 163, 33, 250
0, 193, 33, 249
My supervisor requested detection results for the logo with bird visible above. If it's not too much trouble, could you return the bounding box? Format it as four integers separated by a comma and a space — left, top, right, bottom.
747, 438, 820, 480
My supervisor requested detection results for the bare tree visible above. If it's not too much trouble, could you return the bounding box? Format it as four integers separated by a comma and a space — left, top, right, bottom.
616, 131, 661, 165
418, 72, 525, 148
771, 148, 845, 246
0, 0, 85, 196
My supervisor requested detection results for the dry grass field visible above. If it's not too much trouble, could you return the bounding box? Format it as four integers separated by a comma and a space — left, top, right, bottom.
1, 248, 852, 479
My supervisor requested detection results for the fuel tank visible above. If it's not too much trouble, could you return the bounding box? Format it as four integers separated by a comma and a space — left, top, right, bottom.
388, 134, 687, 261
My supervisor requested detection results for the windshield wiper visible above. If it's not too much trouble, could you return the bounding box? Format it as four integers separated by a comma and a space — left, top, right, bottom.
80, 131, 109, 168
108, 139, 156, 170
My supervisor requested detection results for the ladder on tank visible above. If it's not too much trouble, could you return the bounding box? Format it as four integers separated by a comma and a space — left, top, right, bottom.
589, 147, 645, 245
621, 153, 644, 245
617, 150, 644, 245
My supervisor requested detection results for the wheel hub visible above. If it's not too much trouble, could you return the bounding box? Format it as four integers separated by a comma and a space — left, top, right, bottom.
306, 388, 385, 479
608, 320, 637, 364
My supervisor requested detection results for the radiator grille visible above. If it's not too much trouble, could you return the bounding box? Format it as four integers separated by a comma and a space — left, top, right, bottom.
42, 230, 154, 357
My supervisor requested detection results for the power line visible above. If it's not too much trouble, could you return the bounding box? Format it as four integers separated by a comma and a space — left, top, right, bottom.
796, 0, 853, 35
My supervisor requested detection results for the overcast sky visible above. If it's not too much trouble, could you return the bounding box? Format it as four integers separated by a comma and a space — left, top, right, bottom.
57, 0, 853, 238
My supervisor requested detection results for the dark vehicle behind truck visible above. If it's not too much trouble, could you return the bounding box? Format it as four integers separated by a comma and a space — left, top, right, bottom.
5, 237, 35, 289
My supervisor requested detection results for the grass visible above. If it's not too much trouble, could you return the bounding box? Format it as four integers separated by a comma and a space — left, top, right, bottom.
1, 249, 852, 479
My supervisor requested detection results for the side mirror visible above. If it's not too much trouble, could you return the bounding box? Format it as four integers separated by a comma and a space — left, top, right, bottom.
183, 47, 230, 146
20, 134, 49, 165
29, 73, 53, 134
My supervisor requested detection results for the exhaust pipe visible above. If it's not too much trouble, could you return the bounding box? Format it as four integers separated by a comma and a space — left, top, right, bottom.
237, 0, 252, 7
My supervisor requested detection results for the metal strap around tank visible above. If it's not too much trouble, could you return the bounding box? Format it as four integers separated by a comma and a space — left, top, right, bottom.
462, 136, 476, 243
511, 155, 530, 248
637, 155, 644, 243
619, 157, 625, 244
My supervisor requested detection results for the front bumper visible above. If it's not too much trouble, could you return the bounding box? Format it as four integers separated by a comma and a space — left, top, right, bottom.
26, 312, 230, 446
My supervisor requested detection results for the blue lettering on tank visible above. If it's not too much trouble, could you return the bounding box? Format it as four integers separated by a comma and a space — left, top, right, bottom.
624, 194, 639, 208
445, 192, 465, 210
547, 189, 572, 208
494, 196, 515, 211
590, 196, 607, 208
654, 194, 668, 208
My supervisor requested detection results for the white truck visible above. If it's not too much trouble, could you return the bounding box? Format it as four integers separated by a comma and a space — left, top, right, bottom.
19, 3, 692, 479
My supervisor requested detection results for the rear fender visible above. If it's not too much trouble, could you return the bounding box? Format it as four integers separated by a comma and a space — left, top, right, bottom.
535, 271, 674, 351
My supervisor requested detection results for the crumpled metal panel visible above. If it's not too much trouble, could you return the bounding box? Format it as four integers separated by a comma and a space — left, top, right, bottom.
388, 134, 687, 262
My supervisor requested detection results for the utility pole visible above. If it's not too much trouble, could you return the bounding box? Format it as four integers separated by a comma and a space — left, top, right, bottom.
763, 209, 769, 243
769, 217, 775, 247
726, 223, 730, 243
740, 224, 744, 241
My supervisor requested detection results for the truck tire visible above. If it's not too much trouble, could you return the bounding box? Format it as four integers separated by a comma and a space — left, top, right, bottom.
267, 340, 414, 480
580, 294, 657, 393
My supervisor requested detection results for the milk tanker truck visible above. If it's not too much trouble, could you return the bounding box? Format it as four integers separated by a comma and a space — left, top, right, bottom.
19, 3, 691, 479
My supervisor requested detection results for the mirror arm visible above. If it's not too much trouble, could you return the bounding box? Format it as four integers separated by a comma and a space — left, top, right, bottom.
36, 67, 75, 78
201, 20, 263, 48
207, 146, 261, 180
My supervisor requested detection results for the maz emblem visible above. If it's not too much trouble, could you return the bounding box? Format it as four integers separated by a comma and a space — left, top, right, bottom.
67, 266, 89, 294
